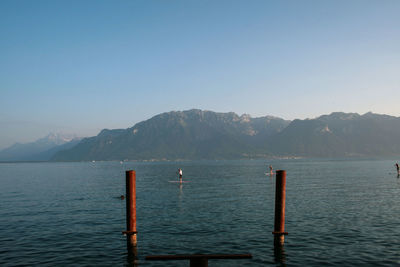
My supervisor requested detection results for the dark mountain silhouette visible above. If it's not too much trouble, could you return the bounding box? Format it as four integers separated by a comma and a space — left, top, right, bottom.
50, 110, 400, 161
268, 112, 400, 157
51, 109, 289, 161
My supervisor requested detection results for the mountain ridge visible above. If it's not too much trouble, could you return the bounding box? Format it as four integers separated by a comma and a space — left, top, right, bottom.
52, 109, 290, 161
0, 133, 81, 161
50, 109, 400, 161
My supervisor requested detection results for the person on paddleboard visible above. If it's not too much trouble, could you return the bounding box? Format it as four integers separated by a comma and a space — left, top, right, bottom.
395, 163, 399, 175
178, 168, 183, 181
269, 165, 273, 174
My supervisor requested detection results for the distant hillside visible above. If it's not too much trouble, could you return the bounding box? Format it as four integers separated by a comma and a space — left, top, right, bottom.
50, 110, 400, 161
0, 133, 81, 161
268, 112, 400, 157
51, 109, 289, 161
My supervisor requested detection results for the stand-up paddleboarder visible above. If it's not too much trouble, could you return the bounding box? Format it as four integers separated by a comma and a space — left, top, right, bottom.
395, 163, 399, 175
178, 168, 183, 183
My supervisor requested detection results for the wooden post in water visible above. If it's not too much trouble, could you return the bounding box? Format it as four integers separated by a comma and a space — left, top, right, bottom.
124, 170, 137, 249
273, 170, 288, 245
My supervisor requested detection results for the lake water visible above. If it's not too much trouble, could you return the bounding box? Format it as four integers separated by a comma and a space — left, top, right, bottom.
1, 159, 400, 266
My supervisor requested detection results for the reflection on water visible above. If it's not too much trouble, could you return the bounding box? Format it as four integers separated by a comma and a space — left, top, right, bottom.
126, 246, 138, 267
274, 242, 287, 266
179, 182, 183, 195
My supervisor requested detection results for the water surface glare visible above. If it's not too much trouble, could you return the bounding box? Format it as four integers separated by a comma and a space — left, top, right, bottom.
1, 159, 400, 266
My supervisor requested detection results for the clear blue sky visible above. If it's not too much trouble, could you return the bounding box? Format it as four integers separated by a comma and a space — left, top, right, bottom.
1, 0, 399, 149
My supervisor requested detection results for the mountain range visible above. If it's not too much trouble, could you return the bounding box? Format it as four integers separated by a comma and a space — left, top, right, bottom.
0, 133, 81, 161
2, 110, 400, 162
48, 109, 400, 161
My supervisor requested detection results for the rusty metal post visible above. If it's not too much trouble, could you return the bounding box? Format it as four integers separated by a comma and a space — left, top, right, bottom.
125, 170, 137, 248
273, 170, 288, 245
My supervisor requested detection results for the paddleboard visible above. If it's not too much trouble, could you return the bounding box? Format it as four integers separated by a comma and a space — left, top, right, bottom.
168, 181, 190, 183
265, 173, 275, 176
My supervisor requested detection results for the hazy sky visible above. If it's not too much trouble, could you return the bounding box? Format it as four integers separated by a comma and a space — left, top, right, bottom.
1, 0, 399, 149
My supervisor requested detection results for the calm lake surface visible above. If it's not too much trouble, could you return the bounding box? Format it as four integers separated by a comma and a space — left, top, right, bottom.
1, 159, 400, 266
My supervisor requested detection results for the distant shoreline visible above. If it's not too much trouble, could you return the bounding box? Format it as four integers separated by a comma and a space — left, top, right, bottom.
2, 156, 400, 164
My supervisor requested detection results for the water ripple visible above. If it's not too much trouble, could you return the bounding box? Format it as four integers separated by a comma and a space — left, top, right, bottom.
1, 159, 400, 266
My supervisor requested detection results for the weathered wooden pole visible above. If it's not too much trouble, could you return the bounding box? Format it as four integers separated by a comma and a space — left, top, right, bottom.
124, 170, 137, 248
273, 170, 288, 245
